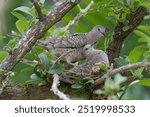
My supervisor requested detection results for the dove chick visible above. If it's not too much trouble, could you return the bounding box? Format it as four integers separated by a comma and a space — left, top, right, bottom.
83, 44, 109, 67
83, 44, 109, 73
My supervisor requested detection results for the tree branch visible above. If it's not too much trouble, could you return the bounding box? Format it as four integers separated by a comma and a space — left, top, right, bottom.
93, 61, 150, 88
51, 74, 70, 100
30, 0, 45, 21
0, 0, 81, 83
107, 6, 148, 63
65, 1, 94, 30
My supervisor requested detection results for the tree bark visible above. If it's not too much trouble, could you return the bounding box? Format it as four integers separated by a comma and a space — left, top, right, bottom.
108, 6, 148, 63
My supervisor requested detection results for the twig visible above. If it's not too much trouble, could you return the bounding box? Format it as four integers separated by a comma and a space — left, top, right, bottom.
30, 0, 45, 21
93, 61, 150, 88
65, 1, 94, 30
51, 74, 70, 100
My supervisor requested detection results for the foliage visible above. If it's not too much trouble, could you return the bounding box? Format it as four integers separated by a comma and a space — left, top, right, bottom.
0, 0, 150, 99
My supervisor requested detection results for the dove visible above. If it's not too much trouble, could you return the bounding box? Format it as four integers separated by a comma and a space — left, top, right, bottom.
83, 44, 110, 74
60, 44, 110, 83
83, 44, 109, 67
36, 25, 106, 64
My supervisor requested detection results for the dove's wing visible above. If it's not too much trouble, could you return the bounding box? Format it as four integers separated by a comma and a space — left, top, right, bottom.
52, 33, 87, 48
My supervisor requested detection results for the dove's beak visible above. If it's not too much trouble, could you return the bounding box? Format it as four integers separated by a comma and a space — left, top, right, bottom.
100, 28, 108, 37
91, 42, 97, 46
101, 32, 106, 37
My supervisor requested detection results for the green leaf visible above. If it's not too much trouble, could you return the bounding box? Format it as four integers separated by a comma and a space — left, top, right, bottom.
103, 78, 120, 95
84, 79, 94, 85
94, 89, 103, 95
143, 51, 150, 60
42, 9, 47, 15
23, 73, 46, 85
30, 73, 41, 80
115, 56, 130, 67
136, 79, 150, 87
48, 64, 64, 74
52, 28, 66, 36
140, 2, 150, 9
58, 82, 69, 92
114, 74, 127, 85
0, 35, 6, 40
138, 38, 150, 43
13, 6, 33, 16
134, 30, 150, 43
0, 69, 4, 73
38, 53, 49, 70
23, 79, 46, 85
71, 83, 83, 89
7, 39, 18, 49
39, 0, 45, 5
29, 46, 45, 59
11, 11, 28, 23
131, 67, 144, 78
28, 7, 36, 17
137, 25, 150, 37
128, 45, 146, 63
123, 26, 130, 31
34, 65, 45, 78
16, 20, 28, 34
134, 0, 140, 7
70, 90, 90, 99
0, 51, 9, 62
99, 63, 109, 71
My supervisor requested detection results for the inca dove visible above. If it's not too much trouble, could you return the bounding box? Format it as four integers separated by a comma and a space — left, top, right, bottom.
60, 44, 109, 83
83, 44, 109, 73
36, 25, 106, 63
83, 44, 109, 67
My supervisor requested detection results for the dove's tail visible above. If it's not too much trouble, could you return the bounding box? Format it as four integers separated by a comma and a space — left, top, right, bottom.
36, 40, 52, 51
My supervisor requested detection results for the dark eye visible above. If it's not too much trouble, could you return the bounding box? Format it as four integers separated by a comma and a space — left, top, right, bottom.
85, 48, 88, 50
98, 28, 100, 31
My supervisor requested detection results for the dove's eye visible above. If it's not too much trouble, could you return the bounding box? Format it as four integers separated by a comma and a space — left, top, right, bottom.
85, 48, 88, 50
98, 28, 101, 32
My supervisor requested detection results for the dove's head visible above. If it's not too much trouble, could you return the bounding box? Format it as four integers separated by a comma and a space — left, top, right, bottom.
92, 25, 106, 37
83, 44, 95, 57
86, 25, 107, 44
